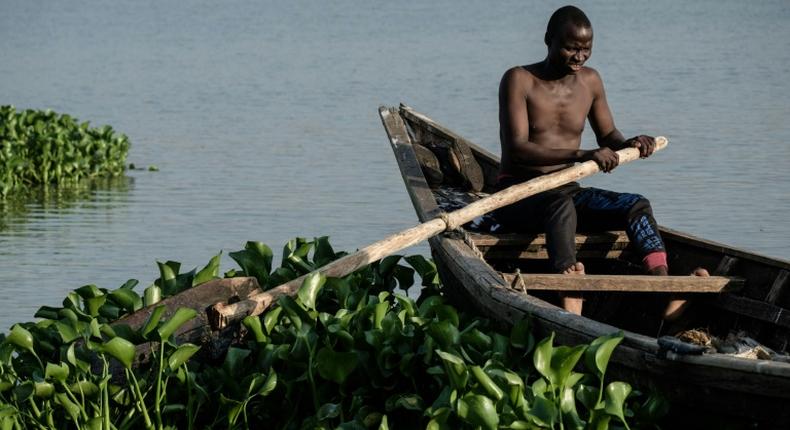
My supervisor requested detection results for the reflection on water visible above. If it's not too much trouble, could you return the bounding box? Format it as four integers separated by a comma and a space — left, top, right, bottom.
0, 176, 132, 232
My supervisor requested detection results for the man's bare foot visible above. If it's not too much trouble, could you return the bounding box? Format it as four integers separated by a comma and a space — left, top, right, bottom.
662, 267, 709, 321
562, 262, 585, 275
560, 262, 585, 315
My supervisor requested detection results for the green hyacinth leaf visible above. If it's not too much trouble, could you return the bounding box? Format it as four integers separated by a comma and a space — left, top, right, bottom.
604, 381, 632, 424
316, 347, 358, 384
560, 386, 585, 430
144, 284, 162, 307
313, 236, 336, 267
168, 343, 201, 371
70, 380, 99, 397
551, 344, 587, 388
428, 320, 460, 350
193, 252, 222, 286
470, 366, 504, 401
457, 394, 499, 430
33, 306, 61, 321
141, 305, 166, 339
297, 272, 325, 311
45, 362, 69, 382
527, 395, 558, 428
6, 325, 35, 354
157, 308, 197, 341
156, 261, 179, 296
585, 332, 624, 379
510, 318, 534, 353
263, 306, 283, 334
242, 315, 267, 343
256, 370, 277, 397
55, 321, 80, 343
33, 381, 54, 399
223, 347, 251, 377
55, 392, 81, 423
634, 390, 670, 422
85, 295, 107, 317
436, 350, 468, 390
533, 332, 555, 384
102, 337, 135, 369
74, 284, 103, 299
109, 287, 142, 312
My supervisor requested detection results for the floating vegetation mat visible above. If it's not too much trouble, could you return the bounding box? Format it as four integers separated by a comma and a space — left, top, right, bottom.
0, 106, 129, 198
0, 237, 668, 429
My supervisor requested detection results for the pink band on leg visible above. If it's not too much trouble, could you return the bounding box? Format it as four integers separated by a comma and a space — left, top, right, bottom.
643, 251, 668, 272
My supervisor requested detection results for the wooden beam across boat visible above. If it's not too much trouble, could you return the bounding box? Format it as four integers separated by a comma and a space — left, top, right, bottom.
502, 273, 744, 293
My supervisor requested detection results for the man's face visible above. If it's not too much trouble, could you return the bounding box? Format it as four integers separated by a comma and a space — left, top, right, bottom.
548, 23, 593, 74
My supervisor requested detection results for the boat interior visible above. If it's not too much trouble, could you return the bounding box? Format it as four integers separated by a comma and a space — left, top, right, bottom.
394, 105, 790, 357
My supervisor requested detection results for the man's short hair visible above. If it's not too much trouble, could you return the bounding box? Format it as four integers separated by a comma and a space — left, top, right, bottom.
544, 5, 592, 46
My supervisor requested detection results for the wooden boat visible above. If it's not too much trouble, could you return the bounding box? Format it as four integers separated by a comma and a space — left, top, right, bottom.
380, 104, 790, 426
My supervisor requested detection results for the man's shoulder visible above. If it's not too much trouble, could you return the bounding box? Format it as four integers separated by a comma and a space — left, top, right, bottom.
501, 65, 537, 89
578, 66, 604, 86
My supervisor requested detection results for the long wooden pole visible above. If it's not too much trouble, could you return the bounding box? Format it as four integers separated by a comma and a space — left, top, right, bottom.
208, 137, 668, 329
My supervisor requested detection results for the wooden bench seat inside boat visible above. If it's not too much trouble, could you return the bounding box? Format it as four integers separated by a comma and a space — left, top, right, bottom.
467, 231, 744, 293
468, 230, 630, 259
502, 272, 744, 293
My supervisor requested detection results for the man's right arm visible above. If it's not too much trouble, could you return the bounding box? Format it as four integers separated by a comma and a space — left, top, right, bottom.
499, 68, 592, 167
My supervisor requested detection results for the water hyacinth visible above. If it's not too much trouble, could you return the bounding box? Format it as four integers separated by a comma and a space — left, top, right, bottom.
0, 237, 668, 429
0, 106, 129, 197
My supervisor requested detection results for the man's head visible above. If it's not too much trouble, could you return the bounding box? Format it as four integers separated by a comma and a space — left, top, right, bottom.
544, 6, 593, 74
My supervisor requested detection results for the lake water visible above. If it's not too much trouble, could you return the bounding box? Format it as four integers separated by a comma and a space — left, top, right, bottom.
1, 0, 789, 330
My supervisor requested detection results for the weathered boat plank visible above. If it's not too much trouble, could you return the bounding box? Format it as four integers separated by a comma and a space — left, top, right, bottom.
383, 104, 790, 426
502, 273, 743, 292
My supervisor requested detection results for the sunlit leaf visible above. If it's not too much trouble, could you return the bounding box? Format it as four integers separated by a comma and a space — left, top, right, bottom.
297, 272, 325, 311
168, 343, 200, 370
242, 315, 267, 343
193, 252, 222, 286
457, 394, 498, 430
533, 333, 555, 384
471, 366, 504, 401
55, 392, 81, 422
156, 261, 179, 296
109, 287, 142, 312
144, 285, 162, 307
436, 350, 468, 390
101, 337, 135, 369
604, 381, 632, 424
141, 305, 166, 339
584, 332, 624, 379
157, 308, 197, 341
6, 325, 34, 354
551, 344, 587, 388
560, 386, 585, 430
44, 362, 69, 382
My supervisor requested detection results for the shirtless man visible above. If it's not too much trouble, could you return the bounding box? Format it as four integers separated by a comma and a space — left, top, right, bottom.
496, 5, 690, 318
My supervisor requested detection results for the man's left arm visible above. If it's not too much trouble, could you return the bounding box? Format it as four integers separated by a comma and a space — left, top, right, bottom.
586, 69, 656, 158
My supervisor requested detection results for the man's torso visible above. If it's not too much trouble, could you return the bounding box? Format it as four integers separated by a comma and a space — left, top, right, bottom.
500, 63, 595, 176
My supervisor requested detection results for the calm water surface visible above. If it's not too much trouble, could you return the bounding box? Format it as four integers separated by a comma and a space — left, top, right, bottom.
1, 0, 789, 330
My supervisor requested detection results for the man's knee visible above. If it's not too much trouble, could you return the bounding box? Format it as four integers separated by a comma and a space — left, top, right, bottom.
545, 195, 576, 222
626, 195, 653, 219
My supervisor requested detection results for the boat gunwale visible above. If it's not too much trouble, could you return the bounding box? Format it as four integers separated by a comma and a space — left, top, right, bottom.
382, 104, 790, 379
